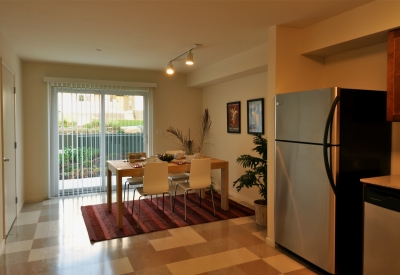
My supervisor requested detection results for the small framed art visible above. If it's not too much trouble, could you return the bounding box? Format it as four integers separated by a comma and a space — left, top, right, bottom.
227, 101, 241, 133
247, 98, 264, 134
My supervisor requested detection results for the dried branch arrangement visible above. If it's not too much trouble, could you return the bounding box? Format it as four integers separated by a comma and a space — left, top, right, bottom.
166, 109, 212, 155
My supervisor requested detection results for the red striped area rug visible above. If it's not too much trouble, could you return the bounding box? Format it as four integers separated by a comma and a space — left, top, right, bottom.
81, 192, 255, 242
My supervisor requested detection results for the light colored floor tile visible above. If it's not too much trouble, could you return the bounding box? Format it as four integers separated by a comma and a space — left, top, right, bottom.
184, 237, 242, 258
14, 211, 41, 226
134, 265, 173, 275
1, 192, 318, 275
42, 198, 61, 205
263, 254, 305, 273
150, 226, 207, 251
34, 221, 61, 239
28, 245, 61, 261
5, 223, 37, 243
166, 247, 259, 275
229, 216, 254, 225
108, 257, 134, 275
58, 257, 133, 275
4, 240, 33, 254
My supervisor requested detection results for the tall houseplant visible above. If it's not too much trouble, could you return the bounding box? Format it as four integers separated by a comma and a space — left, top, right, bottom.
233, 134, 267, 226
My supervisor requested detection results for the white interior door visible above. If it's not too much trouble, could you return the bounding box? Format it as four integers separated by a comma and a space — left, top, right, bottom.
2, 64, 16, 235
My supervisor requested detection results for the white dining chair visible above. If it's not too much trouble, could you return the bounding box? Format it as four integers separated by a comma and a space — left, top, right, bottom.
166, 150, 189, 187
132, 161, 172, 228
124, 152, 146, 206
173, 158, 215, 221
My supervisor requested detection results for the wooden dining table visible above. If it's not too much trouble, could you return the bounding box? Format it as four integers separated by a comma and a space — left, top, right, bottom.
107, 157, 229, 229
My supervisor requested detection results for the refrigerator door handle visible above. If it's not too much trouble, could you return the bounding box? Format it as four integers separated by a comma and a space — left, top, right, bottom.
323, 96, 340, 196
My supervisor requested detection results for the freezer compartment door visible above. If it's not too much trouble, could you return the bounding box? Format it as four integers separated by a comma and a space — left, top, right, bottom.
275, 88, 338, 144
275, 141, 336, 274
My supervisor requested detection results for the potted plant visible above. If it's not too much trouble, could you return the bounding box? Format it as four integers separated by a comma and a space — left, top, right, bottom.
233, 134, 267, 226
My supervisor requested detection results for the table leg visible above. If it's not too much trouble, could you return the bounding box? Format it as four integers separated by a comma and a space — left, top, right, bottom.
107, 168, 112, 212
221, 165, 229, 210
116, 171, 123, 229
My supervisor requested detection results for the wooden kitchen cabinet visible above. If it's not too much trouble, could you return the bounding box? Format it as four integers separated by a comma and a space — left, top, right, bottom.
387, 28, 400, 121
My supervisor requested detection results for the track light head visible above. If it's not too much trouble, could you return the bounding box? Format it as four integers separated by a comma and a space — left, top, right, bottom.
186, 51, 194, 65
166, 62, 174, 74
167, 44, 201, 74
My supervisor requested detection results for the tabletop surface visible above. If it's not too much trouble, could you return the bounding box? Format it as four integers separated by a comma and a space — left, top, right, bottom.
108, 157, 227, 170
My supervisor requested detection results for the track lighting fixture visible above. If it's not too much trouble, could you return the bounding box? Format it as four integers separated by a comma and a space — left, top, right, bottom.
166, 62, 174, 75
186, 51, 194, 65
166, 44, 201, 74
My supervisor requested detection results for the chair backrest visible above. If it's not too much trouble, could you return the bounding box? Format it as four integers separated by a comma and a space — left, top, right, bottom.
189, 158, 211, 189
143, 162, 169, 194
127, 152, 146, 160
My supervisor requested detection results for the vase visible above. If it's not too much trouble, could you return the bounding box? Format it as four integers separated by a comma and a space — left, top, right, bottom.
194, 153, 202, 159
185, 155, 195, 162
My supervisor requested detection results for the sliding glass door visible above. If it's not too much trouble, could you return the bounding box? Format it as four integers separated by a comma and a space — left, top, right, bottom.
50, 84, 149, 197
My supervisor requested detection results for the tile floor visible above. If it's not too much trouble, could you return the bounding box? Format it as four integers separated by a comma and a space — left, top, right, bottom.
0, 192, 325, 275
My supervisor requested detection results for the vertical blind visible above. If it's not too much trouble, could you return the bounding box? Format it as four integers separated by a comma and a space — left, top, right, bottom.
47, 79, 155, 197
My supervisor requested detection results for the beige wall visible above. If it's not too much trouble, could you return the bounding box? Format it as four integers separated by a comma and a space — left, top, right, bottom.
301, 1, 400, 56
202, 72, 268, 205
188, 44, 268, 88
324, 43, 387, 90
0, 30, 23, 249
22, 62, 202, 201
324, 42, 400, 174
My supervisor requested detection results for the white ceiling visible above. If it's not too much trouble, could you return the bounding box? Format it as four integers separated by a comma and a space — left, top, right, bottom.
0, 0, 374, 74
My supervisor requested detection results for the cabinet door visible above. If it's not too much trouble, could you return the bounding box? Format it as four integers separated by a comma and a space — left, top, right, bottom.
387, 28, 400, 121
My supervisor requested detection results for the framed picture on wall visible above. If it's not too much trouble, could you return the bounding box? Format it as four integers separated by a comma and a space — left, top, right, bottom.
247, 98, 264, 134
227, 101, 241, 133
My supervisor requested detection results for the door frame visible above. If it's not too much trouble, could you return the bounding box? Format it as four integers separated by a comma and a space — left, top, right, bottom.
1, 60, 17, 237
48, 83, 152, 197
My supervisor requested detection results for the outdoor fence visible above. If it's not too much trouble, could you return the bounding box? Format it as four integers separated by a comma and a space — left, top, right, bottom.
59, 133, 144, 180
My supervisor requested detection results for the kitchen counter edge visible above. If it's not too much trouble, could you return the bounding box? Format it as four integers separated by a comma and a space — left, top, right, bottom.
361, 174, 400, 190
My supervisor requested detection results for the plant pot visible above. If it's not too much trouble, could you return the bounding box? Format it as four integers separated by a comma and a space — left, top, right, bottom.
254, 199, 267, 226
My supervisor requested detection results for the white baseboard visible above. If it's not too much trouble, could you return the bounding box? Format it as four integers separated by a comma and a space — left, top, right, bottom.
24, 196, 49, 202
227, 192, 256, 206
265, 237, 275, 247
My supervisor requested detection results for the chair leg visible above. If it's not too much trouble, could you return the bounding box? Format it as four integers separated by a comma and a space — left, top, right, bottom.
169, 194, 174, 221
210, 188, 216, 216
184, 191, 187, 221
127, 185, 130, 205
123, 182, 127, 202
162, 193, 165, 211
132, 188, 136, 213
156, 194, 159, 208
137, 196, 141, 229
199, 190, 202, 207
173, 184, 179, 212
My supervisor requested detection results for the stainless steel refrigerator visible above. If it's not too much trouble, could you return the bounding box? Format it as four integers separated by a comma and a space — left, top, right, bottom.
275, 87, 391, 274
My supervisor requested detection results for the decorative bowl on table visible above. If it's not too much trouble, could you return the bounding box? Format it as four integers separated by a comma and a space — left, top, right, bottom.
158, 153, 175, 162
